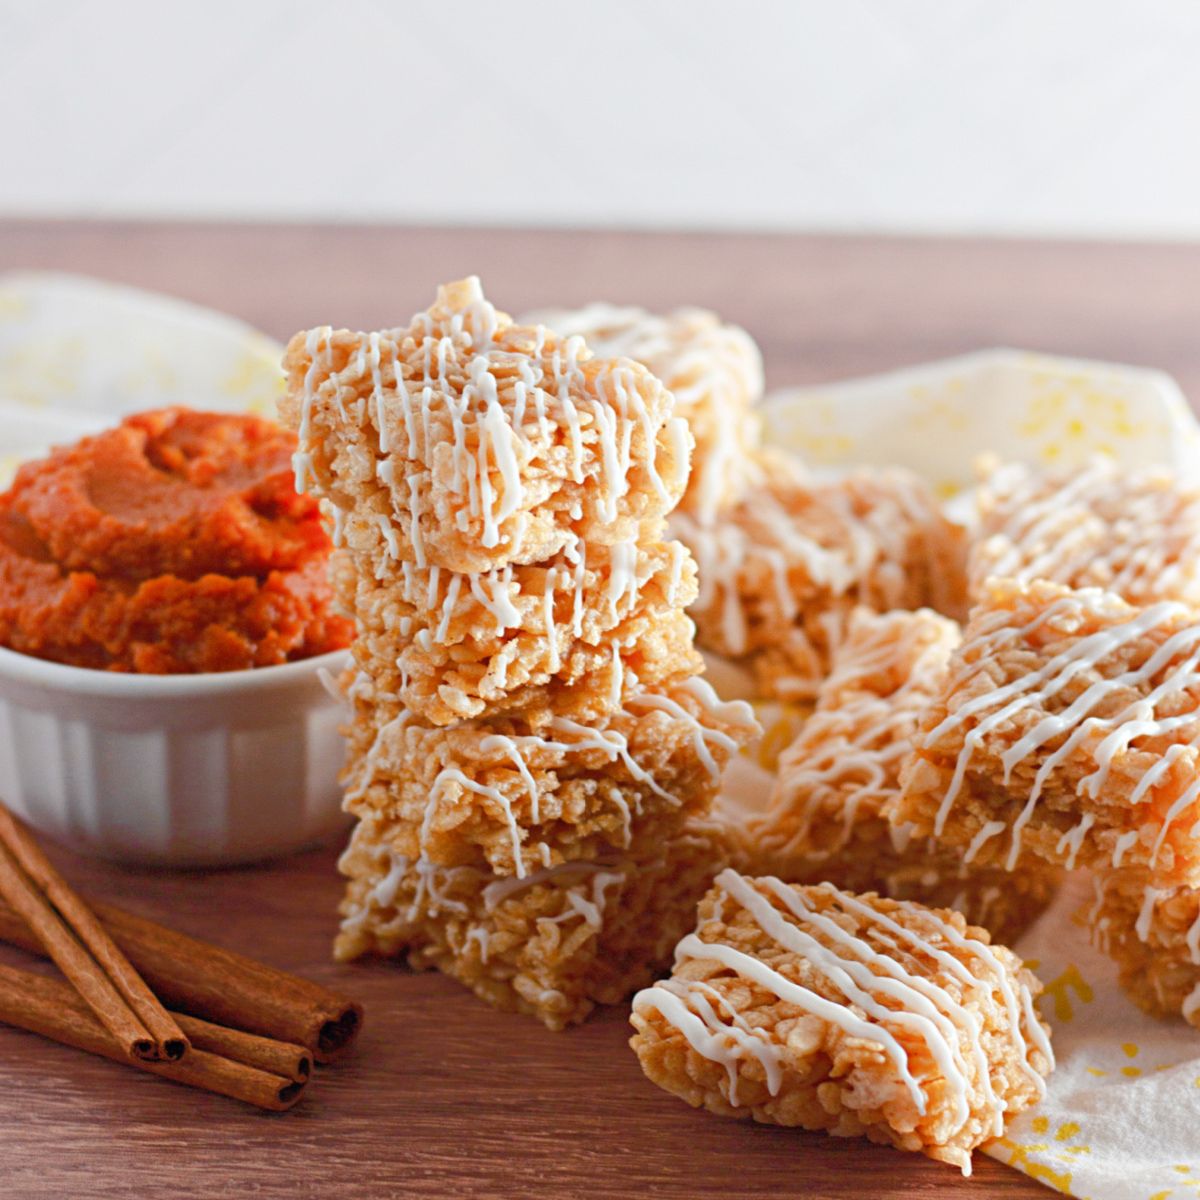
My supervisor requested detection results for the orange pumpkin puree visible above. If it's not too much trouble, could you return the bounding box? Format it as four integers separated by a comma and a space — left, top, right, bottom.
0, 408, 353, 673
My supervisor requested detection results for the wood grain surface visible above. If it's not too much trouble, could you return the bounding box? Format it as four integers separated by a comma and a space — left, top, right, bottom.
4, 220, 1197, 1199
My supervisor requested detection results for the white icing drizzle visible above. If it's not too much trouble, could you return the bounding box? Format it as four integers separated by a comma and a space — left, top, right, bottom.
1111, 830, 1139, 868
809, 883, 1050, 1102
522, 303, 764, 524
1183, 983, 1200, 1022
638, 979, 784, 1107
1054, 813, 1096, 870
974, 457, 1200, 606
464, 926, 491, 962
292, 278, 681, 570
427, 767, 526, 878
754, 609, 956, 861
963, 821, 1007, 865
633, 871, 1048, 1130
480, 859, 620, 911
1135, 884, 1165, 942
327, 500, 348, 547
606, 538, 640, 618
666, 540, 689, 607
744, 877, 974, 1128
481, 734, 543, 824
925, 587, 1200, 870
625, 677, 754, 781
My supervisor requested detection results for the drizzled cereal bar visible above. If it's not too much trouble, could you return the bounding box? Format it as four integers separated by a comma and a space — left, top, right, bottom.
333, 533, 702, 726
342, 674, 758, 877
1088, 868, 1200, 1028
336, 809, 740, 1030
630, 871, 1053, 1174
745, 607, 1059, 943
895, 578, 1200, 888
281, 277, 690, 575
671, 452, 967, 702
971, 456, 1200, 607
523, 303, 764, 523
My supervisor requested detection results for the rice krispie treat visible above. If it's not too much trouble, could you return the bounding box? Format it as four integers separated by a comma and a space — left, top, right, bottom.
630, 871, 1053, 1174
333, 532, 702, 725
1087, 868, 1200, 1028
343, 675, 759, 877
336, 808, 739, 1029
522, 304, 763, 523
895, 578, 1200, 888
743, 607, 1059, 943
671, 452, 968, 701
970, 456, 1200, 606
281, 277, 690, 575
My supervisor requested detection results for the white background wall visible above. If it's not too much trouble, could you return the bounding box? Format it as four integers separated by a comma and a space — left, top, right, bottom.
4, 0, 1200, 237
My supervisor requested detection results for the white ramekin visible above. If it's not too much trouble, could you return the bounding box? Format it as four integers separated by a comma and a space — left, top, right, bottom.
0, 645, 351, 868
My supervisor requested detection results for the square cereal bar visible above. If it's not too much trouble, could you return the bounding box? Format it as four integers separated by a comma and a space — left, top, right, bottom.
336, 809, 738, 1030
523, 303, 764, 523
970, 456, 1200, 607
280, 277, 690, 575
895, 578, 1200, 888
342, 674, 759, 878
630, 870, 1052, 1174
671, 453, 967, 702
333, 532, 702, 726
1087, 867, 1200, 1028
745, 607, 1059, 943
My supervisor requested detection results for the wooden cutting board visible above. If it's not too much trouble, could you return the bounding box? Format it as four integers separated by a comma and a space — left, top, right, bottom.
5, 220, 1200, 1198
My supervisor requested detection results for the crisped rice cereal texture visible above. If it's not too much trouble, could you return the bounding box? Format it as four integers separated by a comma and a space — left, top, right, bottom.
895, 578, 1200, 889
523, 303, 763, 523
280, 277, 690, 575
743, 607, 1059, 944
671, 453, 968, 702
1087, 867, 1200, 1028
630, 871, 1053, 1174
970, 456, 1200, 607
341, 674, 759, 878
335, 808, 739, 1030
333, 532, 702, 726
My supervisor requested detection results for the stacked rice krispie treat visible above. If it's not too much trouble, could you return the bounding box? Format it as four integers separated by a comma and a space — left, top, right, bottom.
279, 278, 758, 1028
742, 606, 1060, 942
630, 869, 1053, 1175
976, 458, 1200, 1028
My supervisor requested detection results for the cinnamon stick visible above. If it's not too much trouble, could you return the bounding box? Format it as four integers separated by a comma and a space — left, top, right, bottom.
0, 897, 361, 1062
174, 1013, 311, 1084
0, 965, 305, 1111
0, 806, 188, 1062
0, 827, 186, 1063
